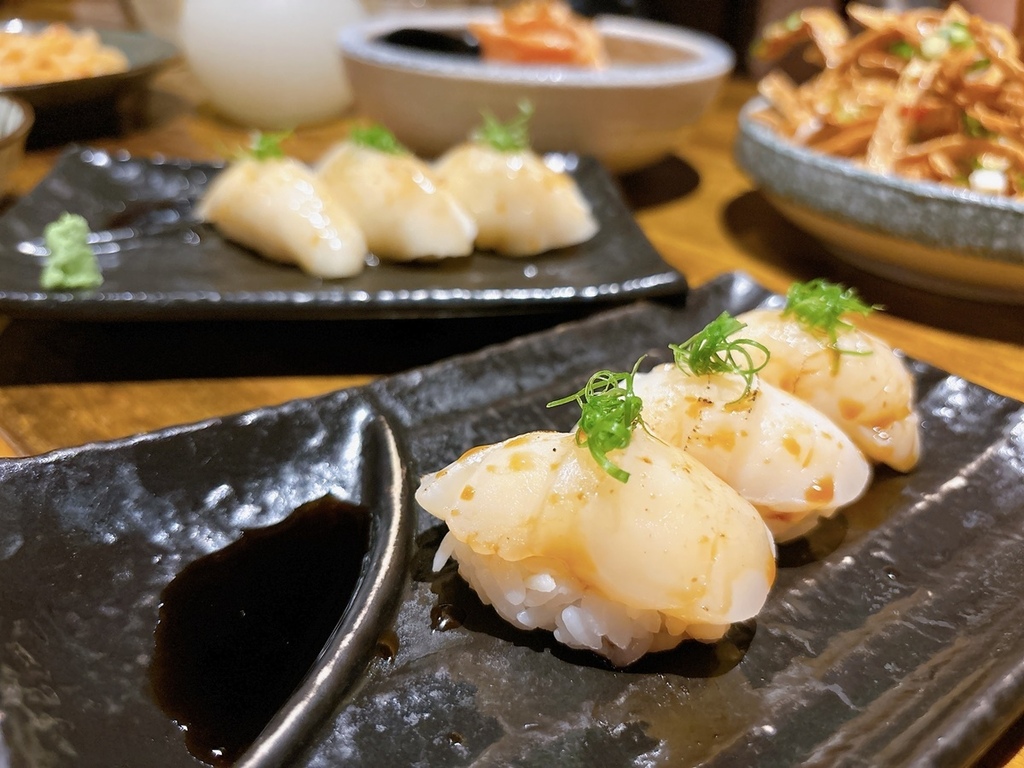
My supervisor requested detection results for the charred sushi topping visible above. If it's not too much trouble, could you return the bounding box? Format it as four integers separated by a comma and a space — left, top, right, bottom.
547, 358, 645, 483
669, 312, 769, 401
349, 124, 407, 155
473, 100, 534, 152
243, 131, 291, 161
784, 279, 879, 366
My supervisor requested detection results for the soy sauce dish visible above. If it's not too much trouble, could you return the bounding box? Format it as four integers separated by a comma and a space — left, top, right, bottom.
337, 9, 734, 172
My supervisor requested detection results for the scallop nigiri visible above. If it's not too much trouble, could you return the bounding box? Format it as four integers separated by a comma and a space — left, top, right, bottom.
737, 280, 920, 472
634, 313, 872, 542
198, 135, 366, 278
416, 366, 776, 667
316, 125, 477, 261
433, 103, 598, 256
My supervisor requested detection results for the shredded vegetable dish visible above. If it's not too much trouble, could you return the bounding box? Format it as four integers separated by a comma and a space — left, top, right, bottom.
752, 2, 1024, 197
0, 23, 129, 87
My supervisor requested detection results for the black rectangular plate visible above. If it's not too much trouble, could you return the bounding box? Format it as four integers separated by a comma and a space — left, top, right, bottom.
0, 147, 684, 321
0, 272, 1021, 767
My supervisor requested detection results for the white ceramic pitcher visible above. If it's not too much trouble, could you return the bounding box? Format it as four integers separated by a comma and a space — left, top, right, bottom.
180, 0, 366, 129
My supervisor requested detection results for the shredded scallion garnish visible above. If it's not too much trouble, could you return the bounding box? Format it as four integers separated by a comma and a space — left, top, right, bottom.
783, 279, 879, 366
243, 130, 291, 161
669, 312, 769, 401
962, 111, 994, 138
966, 56, 991, 74
942, 20, 973, 48
473, 100, 534, 153
922, 20, 974, 59
349, 124, 407, 154
888, 40, 916, 60
547, 359, 645, 483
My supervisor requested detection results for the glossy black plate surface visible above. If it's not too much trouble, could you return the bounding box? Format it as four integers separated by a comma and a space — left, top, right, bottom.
0, 392, 411, 767
0, 273, 1022, 767
0, 147, 684, 320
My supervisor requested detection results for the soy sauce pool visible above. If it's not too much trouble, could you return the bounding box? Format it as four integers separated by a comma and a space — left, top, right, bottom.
378, 27, 481, 57
150, 495, 371, 766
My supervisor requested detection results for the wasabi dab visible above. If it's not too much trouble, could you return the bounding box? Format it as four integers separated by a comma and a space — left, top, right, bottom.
40, 213, 103, 291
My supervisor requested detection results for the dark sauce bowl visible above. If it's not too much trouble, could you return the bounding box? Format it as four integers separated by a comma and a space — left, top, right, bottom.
234, 410, 412, 768
378, 27, 481, 58
0, 390, 413, 768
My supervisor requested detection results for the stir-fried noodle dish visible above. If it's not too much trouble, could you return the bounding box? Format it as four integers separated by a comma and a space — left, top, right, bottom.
752, 2, 1024, 197
0, 23, 128, 87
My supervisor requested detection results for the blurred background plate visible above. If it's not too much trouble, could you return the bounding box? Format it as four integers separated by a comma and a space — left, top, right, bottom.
0, 147, 685, 321
0, 19, 178, 110
0, 19, 177, 145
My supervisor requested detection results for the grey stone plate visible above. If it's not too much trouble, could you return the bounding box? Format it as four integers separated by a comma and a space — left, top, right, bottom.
0, 272, 1022, 767
735, 96, 1024, 303
0, 147, 683, 320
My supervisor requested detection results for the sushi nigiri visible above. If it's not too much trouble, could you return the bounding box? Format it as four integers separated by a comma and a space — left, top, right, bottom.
433, 103, 599, 256
737, 280, 921, 472
316, 125, 477, 261
416, 366, 776, 666
634, 313, 872, 542
198, 134, 366, 278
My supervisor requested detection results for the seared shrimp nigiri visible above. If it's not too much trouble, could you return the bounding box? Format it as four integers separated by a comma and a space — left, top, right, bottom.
316, 125, 477, 261
738, 280, 920, 472
635, 313, 872, 542
198, 135, 366, 278
416, 366, 776, 667
433, 102, 598, 256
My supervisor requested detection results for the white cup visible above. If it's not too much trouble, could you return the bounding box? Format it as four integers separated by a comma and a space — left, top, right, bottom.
180, 0, 366, 129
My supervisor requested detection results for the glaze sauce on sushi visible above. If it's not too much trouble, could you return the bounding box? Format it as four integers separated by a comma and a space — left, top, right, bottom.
149, 495, 370, 766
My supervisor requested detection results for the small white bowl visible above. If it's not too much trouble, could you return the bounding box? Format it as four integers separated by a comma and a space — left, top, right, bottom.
0, 95, 32, 196
735, 97, 1024, 305
338, 9, 733, 172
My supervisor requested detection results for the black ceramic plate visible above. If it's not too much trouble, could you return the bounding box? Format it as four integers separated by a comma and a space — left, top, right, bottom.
1, 272, 1022, 767
0, 20, 178, 112
0, 147, 684, 321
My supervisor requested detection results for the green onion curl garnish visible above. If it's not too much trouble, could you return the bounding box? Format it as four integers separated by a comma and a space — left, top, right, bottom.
349, 124, 407, 154
473, 100, 534, 153
783, 279, 880, 367
669, 312, 769, 401
244, 130, 291, 161
546, 358, 645, 483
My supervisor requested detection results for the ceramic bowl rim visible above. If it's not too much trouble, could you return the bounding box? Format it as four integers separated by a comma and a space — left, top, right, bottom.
0, 93, 33, 150
736, 95, 1024, 263
339, 8, 735, 88
737, 96, 1024, 216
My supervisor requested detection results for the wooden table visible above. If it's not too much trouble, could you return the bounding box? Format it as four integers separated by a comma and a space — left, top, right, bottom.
0, 7, 1022, 766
